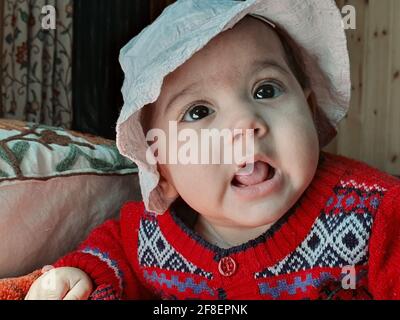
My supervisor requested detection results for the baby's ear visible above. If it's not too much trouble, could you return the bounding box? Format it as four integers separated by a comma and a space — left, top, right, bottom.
303, 87, 313, 101
158, 176, 179, 199
157, 167, 179, 200
304, 88, 317, 117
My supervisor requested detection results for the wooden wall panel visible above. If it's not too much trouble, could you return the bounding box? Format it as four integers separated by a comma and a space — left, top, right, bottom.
329, 0, 400, 175
387, 0, 400, 175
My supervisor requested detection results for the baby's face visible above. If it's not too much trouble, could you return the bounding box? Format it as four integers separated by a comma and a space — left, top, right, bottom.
145, 16, 320, 228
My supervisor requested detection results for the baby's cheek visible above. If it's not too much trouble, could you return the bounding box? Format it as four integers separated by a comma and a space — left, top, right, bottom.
171, 169, 204, 207
282, 112, 318, 151
172, 164, 215, 194
277, 121, 319, 184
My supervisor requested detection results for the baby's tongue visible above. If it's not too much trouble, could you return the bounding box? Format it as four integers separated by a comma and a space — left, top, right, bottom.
234, 161, 269, 186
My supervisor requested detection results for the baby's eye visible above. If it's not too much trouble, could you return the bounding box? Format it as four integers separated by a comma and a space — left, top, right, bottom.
181, 104, 215, 122
254, 82, 284, 99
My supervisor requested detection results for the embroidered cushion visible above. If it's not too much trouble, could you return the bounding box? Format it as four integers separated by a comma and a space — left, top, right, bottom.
0, 119, 141, 277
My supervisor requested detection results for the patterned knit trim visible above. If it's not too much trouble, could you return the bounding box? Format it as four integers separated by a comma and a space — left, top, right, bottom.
340, 179, 387, 192
258, 271, 337, 298
255, 213, 373, 278
257, 267, 369, 299
89, 284, 119, 300
143, 270, 215, 297
80, 247, 124, 292
138, 217, 213, 279
254, 177, 385, 278
326, 183, 385, 216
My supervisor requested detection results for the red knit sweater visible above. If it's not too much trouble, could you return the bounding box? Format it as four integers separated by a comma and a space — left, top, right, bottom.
54, 151, 400, 300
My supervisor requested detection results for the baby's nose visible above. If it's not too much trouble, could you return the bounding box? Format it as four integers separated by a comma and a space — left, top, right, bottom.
231, 112, 268, 143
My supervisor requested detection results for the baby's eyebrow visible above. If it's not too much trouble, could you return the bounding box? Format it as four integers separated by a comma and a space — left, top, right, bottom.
164, 80, 202, 113
251, 58, 290, 76
164, 58, 289, 113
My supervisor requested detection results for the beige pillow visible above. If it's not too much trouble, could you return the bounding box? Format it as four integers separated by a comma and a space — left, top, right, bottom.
0, 120, 141, 277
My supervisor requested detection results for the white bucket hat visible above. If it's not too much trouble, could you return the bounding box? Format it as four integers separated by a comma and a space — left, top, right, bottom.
116, 0, 351, 215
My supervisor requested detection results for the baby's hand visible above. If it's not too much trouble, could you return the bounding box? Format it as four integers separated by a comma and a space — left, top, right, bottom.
25, 266, 93, 300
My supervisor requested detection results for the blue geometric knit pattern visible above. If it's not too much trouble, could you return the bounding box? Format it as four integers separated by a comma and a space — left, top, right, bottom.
325, 180, 385, 216
143, 270, 215, 296
258, 272, 335, 298
255, 180, 385, 279
138, 215, 213, 280
89, 284, 119, 300
80, 247, 124, 292
258, 268, 369, 299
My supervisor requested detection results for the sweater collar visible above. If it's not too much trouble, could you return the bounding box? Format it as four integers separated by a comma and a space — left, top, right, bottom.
157, 151, 348, 273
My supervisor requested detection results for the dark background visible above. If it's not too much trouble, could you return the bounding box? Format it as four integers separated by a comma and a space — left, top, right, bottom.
71, 0, 175, 139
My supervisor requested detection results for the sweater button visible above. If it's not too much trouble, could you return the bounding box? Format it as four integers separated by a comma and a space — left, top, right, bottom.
218, 257, 237, 277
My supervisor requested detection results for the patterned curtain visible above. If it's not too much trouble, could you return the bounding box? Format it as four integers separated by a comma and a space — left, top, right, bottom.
0, 0, 4, 117
0, 0, 73, 128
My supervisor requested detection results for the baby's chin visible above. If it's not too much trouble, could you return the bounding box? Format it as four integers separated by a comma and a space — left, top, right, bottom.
222, 169, 311, 228
222, 201, 292, 229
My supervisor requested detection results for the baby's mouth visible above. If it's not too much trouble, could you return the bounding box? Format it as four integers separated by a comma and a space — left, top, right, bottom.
231, 160, 276, 188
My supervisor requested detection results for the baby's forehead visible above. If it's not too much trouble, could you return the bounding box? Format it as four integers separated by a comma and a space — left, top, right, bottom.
144, 16, 296, 121
163, 29, 286, 87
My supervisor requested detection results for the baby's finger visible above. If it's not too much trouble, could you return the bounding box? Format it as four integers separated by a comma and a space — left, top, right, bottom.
41, 265, 55, 274
39, 275, 70, 300
25, 275, 68, 300
62, 279, 92, 300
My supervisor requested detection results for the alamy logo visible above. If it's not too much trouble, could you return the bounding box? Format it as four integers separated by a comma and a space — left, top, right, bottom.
41, 5, 56, 30
341, 5, 357, 30
39, 4, 357, 31
341, 265, 357, 290
145, 121, 257, 173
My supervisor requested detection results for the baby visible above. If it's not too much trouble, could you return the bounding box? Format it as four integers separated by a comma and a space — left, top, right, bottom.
26, 0, 400, 300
